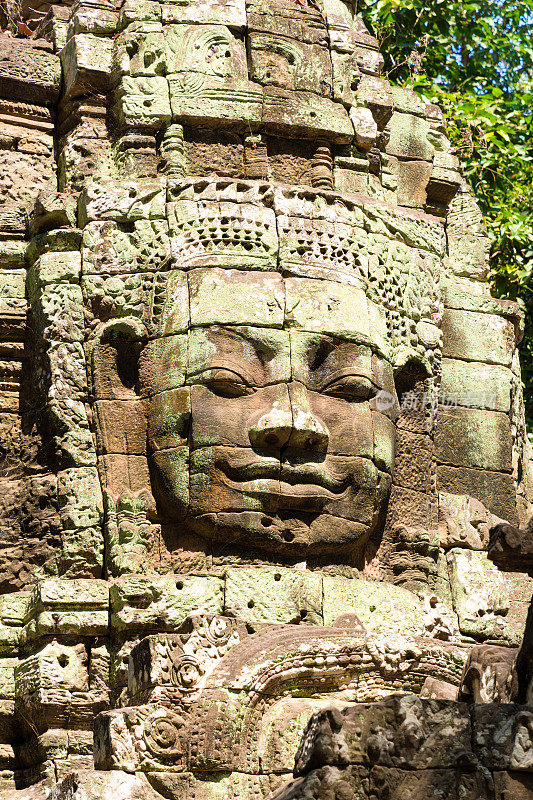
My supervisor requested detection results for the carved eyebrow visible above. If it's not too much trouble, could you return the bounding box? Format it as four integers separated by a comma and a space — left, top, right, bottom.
203, 326, 281, 362
295, 331, 390, 364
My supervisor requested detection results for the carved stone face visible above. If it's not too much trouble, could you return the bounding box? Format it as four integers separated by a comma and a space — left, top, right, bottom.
140, 268, 397, 555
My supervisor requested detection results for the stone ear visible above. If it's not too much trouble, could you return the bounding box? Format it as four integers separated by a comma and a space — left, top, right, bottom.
393, 348, 432, 401
90, 320, 150, 497
91, 319, 147, 402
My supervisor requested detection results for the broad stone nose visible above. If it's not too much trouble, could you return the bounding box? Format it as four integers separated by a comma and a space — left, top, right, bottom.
248, 387, 293, 452
287, 382, 329, 453
248, 383, 329, 454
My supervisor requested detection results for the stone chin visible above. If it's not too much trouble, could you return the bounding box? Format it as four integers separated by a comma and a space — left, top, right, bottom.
188, 511, 382, 557
150, 446, 391, 556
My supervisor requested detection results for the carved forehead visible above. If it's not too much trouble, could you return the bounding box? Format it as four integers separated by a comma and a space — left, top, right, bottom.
154, 267, 391, 357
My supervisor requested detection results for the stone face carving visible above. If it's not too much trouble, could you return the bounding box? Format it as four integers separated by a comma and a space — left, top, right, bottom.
0, 0, 532, 798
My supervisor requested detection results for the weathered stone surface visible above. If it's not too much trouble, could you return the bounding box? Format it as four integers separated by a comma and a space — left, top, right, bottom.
460, 644, 517, 702
110, 575, 224, 633
437, 465, 518, 524
442, 308, 515, 365
322, 577, 423, 634
293, 696, 473, 772
447, 549, 511, 641
436, 407, 512, 472
225, 567, 322, 625
473, 703, 533, 770
441, 358, 512, 412
0, 39, 61, 105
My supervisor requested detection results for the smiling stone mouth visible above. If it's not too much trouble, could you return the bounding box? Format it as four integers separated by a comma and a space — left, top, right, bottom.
218, 460, 351, 497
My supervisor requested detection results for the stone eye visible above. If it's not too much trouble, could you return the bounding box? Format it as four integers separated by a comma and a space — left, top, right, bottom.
200, 369, 253, 398
322, 376, 376, 401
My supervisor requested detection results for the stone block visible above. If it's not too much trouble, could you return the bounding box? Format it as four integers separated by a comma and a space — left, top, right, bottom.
494, 771, 533, 800
442, 308, 515, 366
447, 549, 510, 641
114, 76, 172, 131
350, 107, 378, 151
15, 641, 106, 730
331, 50, 361, 106
322, 576, 422, 634
81, 221, 146, 275
33, 282, 85, 344
94, 704, 188, 772
78, 179, 166, 226
387, 112, 433, 161
27, 252, 81, 297
188, 268, 285, 328
187, 325, 290, 387
225, 567, 323, 625
182, 128, 244, 178
295, 696, 473, 771
169, 76, 262, 130
436, 407, 512, 472
165, 25, 248, 80
82, 273, 145, 321
259, 697, 342, 774
0, 151, 55, 207
56, 526, 105, 578
473, 703, 533, 771
438, 492, 493, 550
61, 35, 113, 98
437, 465, 517, 524
356, 75, 394, 129
95, 400, 147, 455
391, 86, 426, 116
446, 232, 490, 279
353, 43, 384, 76
262, 87, 353, 142
369, 767, 457, 800
393, 430, 432, 492
249, 34, 332, 96
0, 39, 61, 105
110, 574, 224, 633
118, 0, 162, 26
21, 578, 109, 643
68, 6, 118, 36
168, 199, 278, 270
386, 485, 432, 530
57, 467, 104, 531
284, 278, 371, 339
441, 358, 511, 412
139, 335, 188, 396
394, 159, 433, 207
162, 0, 246, 27
100, 454, 152, 494
127, 615, 247, 704
247, 0, 328, 45
48, 769, 169, 798
148, 389, 190, 452
443, 279, 519, 317
29, 191, 79, 236
0, 271, 25, 301
277, 214, 363, 284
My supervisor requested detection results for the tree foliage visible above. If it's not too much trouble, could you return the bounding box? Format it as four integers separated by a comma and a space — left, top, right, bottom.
357, 0, 533, 424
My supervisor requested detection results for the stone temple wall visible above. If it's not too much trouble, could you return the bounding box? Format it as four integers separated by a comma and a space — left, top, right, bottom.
0, 0, 532, 797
